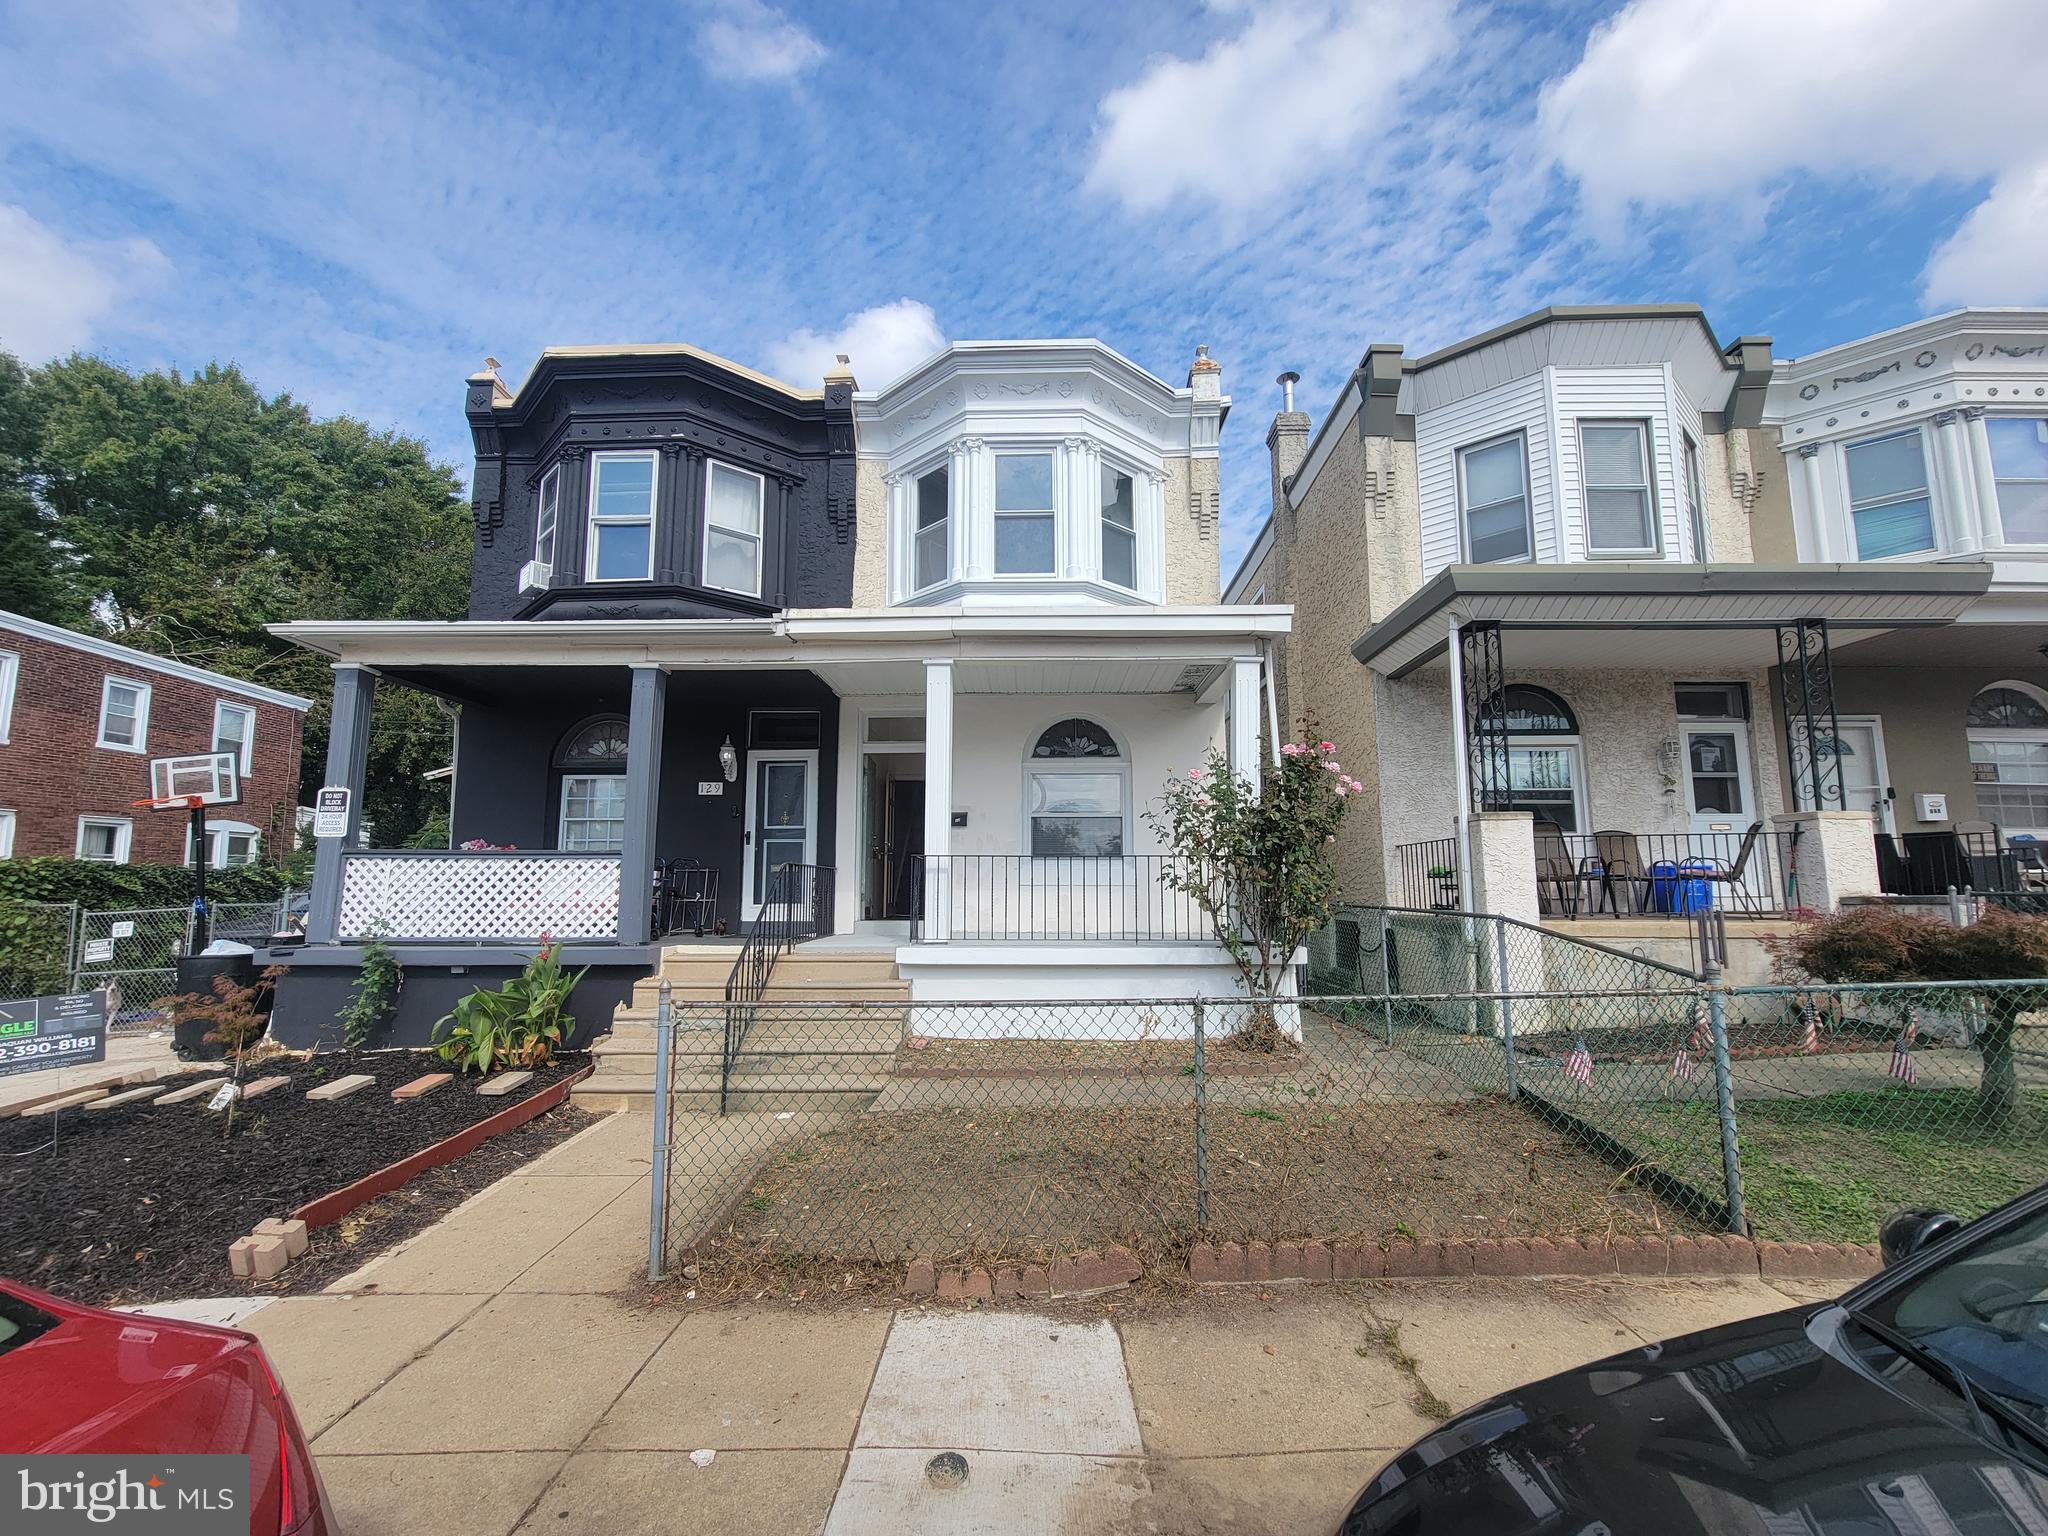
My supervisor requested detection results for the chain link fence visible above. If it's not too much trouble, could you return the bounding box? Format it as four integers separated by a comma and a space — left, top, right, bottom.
647, 908, 2048, 1283
58, 894, 302, 1033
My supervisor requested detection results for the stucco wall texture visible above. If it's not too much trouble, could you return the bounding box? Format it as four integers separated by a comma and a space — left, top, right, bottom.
851, 456, 889, 608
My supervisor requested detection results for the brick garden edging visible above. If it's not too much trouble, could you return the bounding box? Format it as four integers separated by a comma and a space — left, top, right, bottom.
899, 1235, 1879, 1302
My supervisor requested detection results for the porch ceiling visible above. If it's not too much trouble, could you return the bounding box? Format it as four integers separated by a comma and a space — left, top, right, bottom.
1829, 620, 2048, 669
1353, 562, 1993, 677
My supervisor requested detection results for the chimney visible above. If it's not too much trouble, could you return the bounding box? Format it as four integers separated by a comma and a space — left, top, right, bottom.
1267, 369, 1311, 507
824, 351, 857, 389
1187, 343, 1223, 400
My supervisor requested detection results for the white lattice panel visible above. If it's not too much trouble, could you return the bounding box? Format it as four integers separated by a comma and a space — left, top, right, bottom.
337, 855, 621, 941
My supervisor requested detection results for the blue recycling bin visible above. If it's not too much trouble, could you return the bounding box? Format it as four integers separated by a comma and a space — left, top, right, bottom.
1675, 859, 1716, 913
1649, 860, 1679, 912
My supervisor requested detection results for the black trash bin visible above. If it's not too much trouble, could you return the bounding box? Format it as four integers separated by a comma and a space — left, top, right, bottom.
171, 949, 262, 1059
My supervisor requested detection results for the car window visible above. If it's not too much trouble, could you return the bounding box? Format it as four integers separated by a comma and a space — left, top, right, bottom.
1861, 1204, 2048, 1429
0, 1293, 57, 1357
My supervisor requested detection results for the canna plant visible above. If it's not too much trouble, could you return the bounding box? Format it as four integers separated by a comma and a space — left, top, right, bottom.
432, 935, 586, 1074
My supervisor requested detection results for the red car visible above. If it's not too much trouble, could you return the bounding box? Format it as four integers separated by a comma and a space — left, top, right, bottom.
0, 1280, 333, 1535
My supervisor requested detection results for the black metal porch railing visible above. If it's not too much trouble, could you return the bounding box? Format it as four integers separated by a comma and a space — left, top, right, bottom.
907, 854, 1214, 943
1875, 828, 2037, 898
721, 863, 832, 1112
1393, 838, 1461, 911
1541, 829, 1797, 919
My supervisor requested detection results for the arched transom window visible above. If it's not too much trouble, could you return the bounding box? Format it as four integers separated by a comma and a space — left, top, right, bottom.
556, 716, 629, 850
1500, 685, 1586, 833
1025, 718, 1126, 856
1968, 683, 2048, 839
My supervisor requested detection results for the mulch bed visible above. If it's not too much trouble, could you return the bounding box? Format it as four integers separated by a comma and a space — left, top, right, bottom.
0, 1051, 589, 1306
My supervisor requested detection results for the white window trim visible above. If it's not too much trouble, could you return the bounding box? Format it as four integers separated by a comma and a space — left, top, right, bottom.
1578, 418, 1662, 559
212, 700, 256, 775
534, 464, 561, 569
702, 459, 766, 598
97, 677, 152, 753
76, 815, 132, 863
187, 818, 261, 867
0, 809, 14, 858
1455, 431, 1535, 565
559, 773, 628, 852
1097, 458, 1141, 593
584, 450, 660, 583
992, 448, 1058, 578
911, 461, 951, 595
1987, 413, 2048, 548
1682, 432, 1708, 561
1021, 717, 1132, 861
1840, 425, 1940, 561
0, 650, 16, 743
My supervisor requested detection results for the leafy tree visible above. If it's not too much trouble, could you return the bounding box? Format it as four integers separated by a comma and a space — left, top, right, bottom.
21, 350, 471, 845
0, 351, 82, 623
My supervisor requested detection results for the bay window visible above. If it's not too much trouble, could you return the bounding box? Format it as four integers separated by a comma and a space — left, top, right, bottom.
994, 453, 1055, 574
1989, 416, 2048, 545
914, 465, 949, 590
1844, 429, 1935, 559
1580, 420, 1658, 556
533, 465, 560, 570
585, 451, 657, 582
704, 461, 765, 597
1456, 434, 1532, 564
1100, 466, 1136, 589
1682, 432, 1708, 559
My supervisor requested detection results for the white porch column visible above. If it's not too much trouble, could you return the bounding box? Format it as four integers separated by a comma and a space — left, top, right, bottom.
1796, 444, 1833, 559
1061, 437, 1097, 581
1962, 406, 2004, 547
1932, 410, 1982, 553
617, 664, 666, 946
307, 664, 376, 945
1466, 812, 1540, 927
922, 659, 955, 941
954, 438, 988, 580
1228, 655, 1262, 799
1773, 809, 1881, 912
1138, 470, 1166, 601
884, 473, 907, 601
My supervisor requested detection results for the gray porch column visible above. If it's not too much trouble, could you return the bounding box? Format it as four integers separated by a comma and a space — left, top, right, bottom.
307, 665, 376, 945
618, 664, 667, 946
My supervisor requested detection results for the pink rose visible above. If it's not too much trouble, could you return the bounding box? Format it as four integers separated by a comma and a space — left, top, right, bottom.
1188, 767, 1203, 779
1319, 741, 1335, 753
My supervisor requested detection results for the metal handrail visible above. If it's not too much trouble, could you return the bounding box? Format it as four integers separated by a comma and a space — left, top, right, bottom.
720, 863, 832, 1112
903, 853, 1213, 943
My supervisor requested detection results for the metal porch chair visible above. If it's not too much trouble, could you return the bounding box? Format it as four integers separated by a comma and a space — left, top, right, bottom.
1533, 819, 1580, 917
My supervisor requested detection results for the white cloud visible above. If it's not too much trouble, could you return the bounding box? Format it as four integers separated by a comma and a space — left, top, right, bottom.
697, 0, 826, 83
1540, 0, 2048, 259
1923, 158, 2048, 307
765, 299, 945, 390
0, 205, 169, 362
1084, 0, 1453, 216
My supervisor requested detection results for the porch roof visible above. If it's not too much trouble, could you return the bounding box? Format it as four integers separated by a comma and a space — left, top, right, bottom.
270, 605, 1292, 698
1350, 562, 1992, 678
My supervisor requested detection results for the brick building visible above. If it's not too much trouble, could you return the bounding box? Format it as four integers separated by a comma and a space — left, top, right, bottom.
0, 611, 310, 866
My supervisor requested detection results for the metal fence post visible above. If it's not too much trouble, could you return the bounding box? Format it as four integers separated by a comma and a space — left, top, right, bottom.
1192, 999, 1209, 1231
1378, 909, 1396, 1046
1698, 951, 1749, 1236
647, 979, 674, 1283
1493, 921, 1519, 1100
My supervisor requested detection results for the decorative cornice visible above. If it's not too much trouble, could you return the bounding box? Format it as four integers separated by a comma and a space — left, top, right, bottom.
1797, 443, 1821, 460
1933, 409, 1959, 427
1960, 404, 1988, 421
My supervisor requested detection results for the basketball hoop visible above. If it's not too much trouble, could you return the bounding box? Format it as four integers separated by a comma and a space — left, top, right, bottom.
142, 753, 243, 953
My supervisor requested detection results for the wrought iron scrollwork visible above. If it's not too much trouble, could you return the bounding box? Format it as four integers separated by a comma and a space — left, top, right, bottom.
1776, 618, 1844, 812
1459, 621, 1511, 813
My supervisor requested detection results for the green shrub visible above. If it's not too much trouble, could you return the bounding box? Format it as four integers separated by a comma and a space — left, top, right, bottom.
338, 932, 403, 1052
0, 856, 290, 911
432, 938, 585, 1074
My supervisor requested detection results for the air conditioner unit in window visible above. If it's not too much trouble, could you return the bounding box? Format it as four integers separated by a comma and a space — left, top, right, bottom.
517, 559, 552, 593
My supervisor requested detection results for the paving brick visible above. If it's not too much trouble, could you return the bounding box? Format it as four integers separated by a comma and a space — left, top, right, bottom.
1208, 1243, 1247, 1282
3, 1069, 148, 1115
961, 1269, 993, 1300
1299, 1240, 1334, 1282
1332, 1242, 1382, 1280
1614, 1237, 1670, 1276
228, 1237, 260, 1279
255, 1218, 310, 1259
993, 1267, 1024, 1298
1018, 1265, 1050, 1296
1381, 1240, 1424, 1277
901, 1259, 935, 1296
1430, 1241, 1475, 1277
1242, 1242, 1273, 1283
1050, 1248, 1140, 1297
1759, 1242, 1825, 1278
82, 1084, 166, 1112
476, 1071, 534, 1098
245, 1234, 288, 1281
305, 1073, 376, 1102
15, 1088, 108, 1115
1273, 1242, 1306, 1279
392, 1073, 454, 1101
935, 1269, 971, 1301
238, 1076, 291, 1102
155, 1077, 227, 1106
1188, 1245, 1228, 1283
1521, 1237, 1568, 1275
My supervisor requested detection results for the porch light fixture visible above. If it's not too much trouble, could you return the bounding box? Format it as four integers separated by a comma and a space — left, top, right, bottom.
718, 736, 738, 783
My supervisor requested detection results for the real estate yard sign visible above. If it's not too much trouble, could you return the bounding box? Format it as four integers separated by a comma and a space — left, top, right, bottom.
0, 991, 109, 1078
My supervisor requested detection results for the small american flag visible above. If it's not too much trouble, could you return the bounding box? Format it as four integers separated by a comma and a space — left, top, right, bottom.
1889, 1008, 1919, 1085
1564, 1037, 1594, 1085
1669, 1046, 1697, 1082
1801, 997, 1822, 1054
1686, 999, 1711, 1055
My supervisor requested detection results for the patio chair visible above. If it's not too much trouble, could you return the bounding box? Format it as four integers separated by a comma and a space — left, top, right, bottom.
1692, 821, 1765, 911
1581, 830, 1650, 915
1533, 820, 1580, 917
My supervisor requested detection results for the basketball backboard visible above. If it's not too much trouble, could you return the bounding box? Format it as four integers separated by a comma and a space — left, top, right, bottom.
147, 752, 242, 808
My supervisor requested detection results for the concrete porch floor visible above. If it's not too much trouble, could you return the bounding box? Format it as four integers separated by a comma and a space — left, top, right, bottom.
166, 1109, 1859, 1535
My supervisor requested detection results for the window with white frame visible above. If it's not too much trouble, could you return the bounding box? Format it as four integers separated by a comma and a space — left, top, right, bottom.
1100, 465, 1137, 590
1988, 417, 2048, 545
1682, 433, 1708, 559
1580, 420, 1658, 556
1500, 685, 1585, 833
187, 820, 260, 868
913, 465, 949, 590
585, 451, 658, 582
1456, 434, 1532, 564
994, 453, 1056, 575
77, 816, 131, 863
704, 461, 765, 596
1968, 683, 2048, 839
0, 650, 16, 743
0, 810, 13, 858
212, 701, 255, 774
1025, 718, 1126, 857
559, 776, 626, 851
533, 464, 561, 570
1844, 429, 1935, 559
97, 678, 151, 752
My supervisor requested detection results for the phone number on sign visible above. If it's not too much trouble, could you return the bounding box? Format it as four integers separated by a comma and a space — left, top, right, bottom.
0, 1035, 98, 1063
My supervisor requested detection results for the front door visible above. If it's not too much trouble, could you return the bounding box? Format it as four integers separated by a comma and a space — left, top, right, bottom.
1826, 717, 1893, 832
1682, 722, 1758, 838
887, 779, 925, 919
742, 750, 817, 917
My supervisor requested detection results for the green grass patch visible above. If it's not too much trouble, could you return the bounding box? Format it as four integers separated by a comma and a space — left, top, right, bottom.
1632, 1087, 2048, 1244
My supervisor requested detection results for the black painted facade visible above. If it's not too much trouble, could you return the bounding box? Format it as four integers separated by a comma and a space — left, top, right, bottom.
463, 350, 858, 620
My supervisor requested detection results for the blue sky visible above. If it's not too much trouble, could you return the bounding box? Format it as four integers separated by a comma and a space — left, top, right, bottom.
1, 0, 2043, 571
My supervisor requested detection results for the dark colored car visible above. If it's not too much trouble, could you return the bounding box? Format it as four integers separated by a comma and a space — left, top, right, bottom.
0, 1280, 333, 1535
1337, 1185, 2048, 1533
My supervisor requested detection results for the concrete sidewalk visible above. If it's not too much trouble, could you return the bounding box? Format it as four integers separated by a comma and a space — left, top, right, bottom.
229, 1111, 1848, 1536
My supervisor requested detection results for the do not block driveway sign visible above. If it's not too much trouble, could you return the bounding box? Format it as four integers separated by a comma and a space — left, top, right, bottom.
0, 991, 110, 1079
